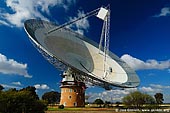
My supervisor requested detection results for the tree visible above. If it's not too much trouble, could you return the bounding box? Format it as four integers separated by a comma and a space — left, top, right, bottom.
20, 86, 39, 100
93, 98, 104, 107
0, 87, 47, 113
104, 101, 111, 108
154, 93, 164, 104
122, 91, 155, 109
42, 91, 60, 104
115, 101, 122, 107
0, 84, 4, 91
143, 93, 155, 104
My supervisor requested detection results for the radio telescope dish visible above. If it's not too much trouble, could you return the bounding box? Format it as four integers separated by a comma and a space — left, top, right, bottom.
24, 18, 140, 89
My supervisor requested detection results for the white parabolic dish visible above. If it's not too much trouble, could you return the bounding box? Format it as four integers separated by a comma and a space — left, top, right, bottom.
24, 19, 140, 88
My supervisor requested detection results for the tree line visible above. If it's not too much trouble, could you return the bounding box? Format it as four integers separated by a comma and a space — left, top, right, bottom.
0, 84, 62, 113
92, 91, 164, 109
0, 84, 164, 112
42, 90, 164, 109
0, 85, 47, 113
122, 91, 164, 109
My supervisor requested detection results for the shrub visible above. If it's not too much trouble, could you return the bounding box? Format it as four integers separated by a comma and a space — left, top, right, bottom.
58, 105, 64, 109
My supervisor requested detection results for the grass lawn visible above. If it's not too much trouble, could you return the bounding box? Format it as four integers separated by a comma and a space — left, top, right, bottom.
46, 106, 170, 113
46, 106, 135, 113
48, 107, 82, 111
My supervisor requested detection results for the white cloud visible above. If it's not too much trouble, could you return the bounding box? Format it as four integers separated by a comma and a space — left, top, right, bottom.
0, 20, 10, 26
0, 53, 32, 78
87, 88, 137, 102
150, 84, 170, 89
154, 7, 170, 17
138, 85, 170, 102
140, 85, 170, 101
68, 10, 90, 35
0, 0, 75, 27
121, 54, 170, 70
1, 84, 21, 89
87, 85, 170, 103
37, 0, 75, 14
34, 84, 50, 90
12, 81, 22, 86
0, 0, 89, 35
139, 86, 160, 92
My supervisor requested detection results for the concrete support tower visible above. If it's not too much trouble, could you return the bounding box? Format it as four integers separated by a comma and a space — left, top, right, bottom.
60, 70, 86, 107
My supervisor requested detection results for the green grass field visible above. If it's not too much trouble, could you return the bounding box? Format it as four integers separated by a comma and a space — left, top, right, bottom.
46, 104, 170, 113
48, 107, 82, 111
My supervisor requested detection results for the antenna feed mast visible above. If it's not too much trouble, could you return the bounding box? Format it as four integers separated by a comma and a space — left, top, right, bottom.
47, 7, 101, 34
97, 6, 110, 76
98, 6, 110, 55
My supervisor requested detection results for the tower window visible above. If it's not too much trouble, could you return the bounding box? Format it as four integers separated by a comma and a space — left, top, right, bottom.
68, 96, 71, 99
70, 89, 72, 92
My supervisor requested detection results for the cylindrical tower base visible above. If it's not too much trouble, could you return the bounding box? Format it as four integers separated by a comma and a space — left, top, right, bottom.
60, 81, 85, 107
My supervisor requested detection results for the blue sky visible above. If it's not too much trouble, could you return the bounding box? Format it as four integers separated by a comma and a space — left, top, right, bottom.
0, 0, 170, 103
